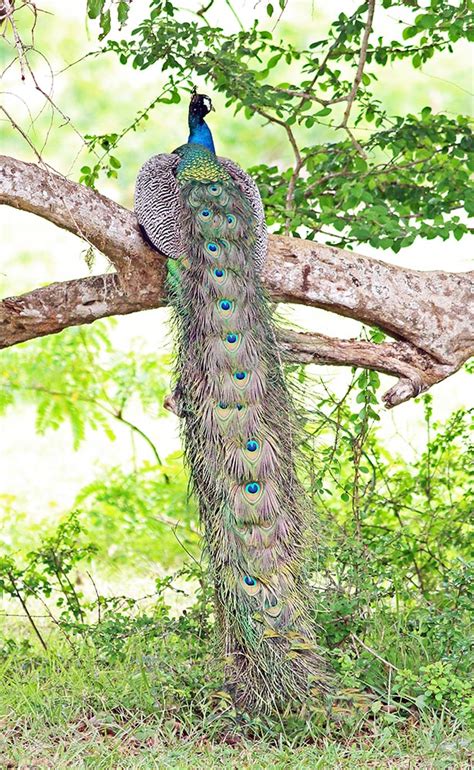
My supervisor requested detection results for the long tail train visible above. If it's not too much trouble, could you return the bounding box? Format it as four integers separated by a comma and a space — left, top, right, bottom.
135, 92, 332, 712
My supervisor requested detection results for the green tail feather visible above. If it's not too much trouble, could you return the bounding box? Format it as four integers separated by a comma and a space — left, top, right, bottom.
168, 149, 332, 712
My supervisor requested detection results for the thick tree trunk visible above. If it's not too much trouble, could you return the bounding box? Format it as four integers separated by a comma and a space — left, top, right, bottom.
1, 154, 472, 406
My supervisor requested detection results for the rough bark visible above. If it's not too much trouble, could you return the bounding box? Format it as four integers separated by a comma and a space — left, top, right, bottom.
1, 154, 472, 406
279, 330, 459, 408
0, 274, 165, 348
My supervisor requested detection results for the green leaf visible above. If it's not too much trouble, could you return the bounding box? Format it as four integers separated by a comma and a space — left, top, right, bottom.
87, 0, 105, 19
109, 155, 121, 169
266, 3, 274, 16
99, 9, 111, 39
415, 13, 436, 30
266, 53, 281, 70
402, 26, 418, 40
117, 1, 129, 24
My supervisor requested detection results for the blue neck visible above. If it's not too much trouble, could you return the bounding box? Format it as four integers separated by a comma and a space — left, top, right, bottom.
188, 119, 215, 154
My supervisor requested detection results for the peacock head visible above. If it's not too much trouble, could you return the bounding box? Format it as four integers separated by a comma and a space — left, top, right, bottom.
189, 88, 214, 125
188, 87, 216, 154
186, 87, 216, 154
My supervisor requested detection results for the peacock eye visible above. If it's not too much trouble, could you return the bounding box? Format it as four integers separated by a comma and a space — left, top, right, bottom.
226, 333, 238, 344
202, 209, 210, 217
246, 440, 258, 452
245, 482, 260, 495
208, 183, 222, 196
234, 371, 247, 381
214, 268, 224, 277
218, 401, 229, 409
244, 575, 256, 586
219, 299, 231, 311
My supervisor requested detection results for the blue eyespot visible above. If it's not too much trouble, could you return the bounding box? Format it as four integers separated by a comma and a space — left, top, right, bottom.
236, 404, 244, 411
244, 575, 256, 586
234, 371, 246, 381
218, 401, 228, 409
246, 440, 258, 452
207, 242, 218, 252
226, 333, 238, 344
214, 268, 224, 278
208, 183, 223, 197
219, 300, 231, 311
245, 482, 260, 495
201, 209, 211, 217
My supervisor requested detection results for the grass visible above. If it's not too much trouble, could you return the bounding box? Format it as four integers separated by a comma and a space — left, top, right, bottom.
0, 641, 472, 769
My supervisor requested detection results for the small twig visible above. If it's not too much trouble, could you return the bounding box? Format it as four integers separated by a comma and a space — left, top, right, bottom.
273, 86, 348, 108
196, 0, 214, 17
255, 106, 301, 165
0, 105, 42, 161
254, 105, 303, 230
345, 126, 368, 159
351, 632, 400, 671
154, 513, 200, 537
340, 0, 376, 128
223, 0, 244, 30
284, 156, 303, 233
7, 571, 48, 650
86, 570, 102, 625
3, 0, 27, 80
111, 410, 166, 471
171, 524, 202, 567
54, 49, 100, 76
35, 593, 79, 653
271, 0, 288, 32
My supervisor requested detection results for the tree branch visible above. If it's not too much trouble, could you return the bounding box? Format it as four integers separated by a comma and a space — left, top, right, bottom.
0, 154, 165, 295
338, 0, 376, 157
279, 330, 460, 408
1, 154, 472, 407
340, 0, 375, 128
0, 274, 164, 348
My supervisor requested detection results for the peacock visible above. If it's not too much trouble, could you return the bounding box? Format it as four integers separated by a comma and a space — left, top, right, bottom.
135, 89, 332, 712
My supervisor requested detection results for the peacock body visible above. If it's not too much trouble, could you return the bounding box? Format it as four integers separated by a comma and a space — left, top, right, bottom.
135, 91, 331, 711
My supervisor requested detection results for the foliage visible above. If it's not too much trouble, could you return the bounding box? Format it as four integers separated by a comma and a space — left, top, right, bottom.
0, 323, 472, 733
0, 510, 210, 660
75, 458, 199, 567
87, 0, 131, 39
1, 636, 471, 767
0, 322, 169, 454
81, 0, 474, 250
